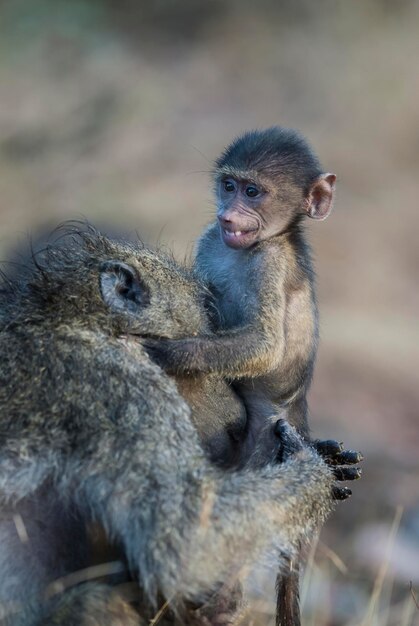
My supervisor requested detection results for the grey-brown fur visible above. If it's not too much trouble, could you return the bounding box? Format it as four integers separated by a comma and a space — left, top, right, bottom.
0, 223, 335, 625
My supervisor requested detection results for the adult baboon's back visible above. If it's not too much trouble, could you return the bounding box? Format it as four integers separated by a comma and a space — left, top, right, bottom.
0, 224, 335, 625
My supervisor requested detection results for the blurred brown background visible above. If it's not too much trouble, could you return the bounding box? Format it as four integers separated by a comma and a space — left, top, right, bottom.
0, 1, 418, 624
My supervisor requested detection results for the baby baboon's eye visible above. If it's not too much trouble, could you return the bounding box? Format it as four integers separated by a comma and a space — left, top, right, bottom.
245, 185, 259, 198
223, 180, 235, 193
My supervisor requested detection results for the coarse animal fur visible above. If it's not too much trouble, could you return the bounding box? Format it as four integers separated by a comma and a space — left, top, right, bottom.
0, 223, 336, 625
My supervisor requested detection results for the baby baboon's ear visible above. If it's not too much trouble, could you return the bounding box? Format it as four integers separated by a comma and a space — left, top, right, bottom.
304, 173, 336, 220
99, 261, 149, 314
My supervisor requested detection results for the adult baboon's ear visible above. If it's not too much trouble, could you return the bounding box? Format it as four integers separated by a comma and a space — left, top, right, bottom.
304, 173, 336, 220
99, 261, 149, 314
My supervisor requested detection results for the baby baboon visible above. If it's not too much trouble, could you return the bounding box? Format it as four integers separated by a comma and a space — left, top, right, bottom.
0, 223, 338, 625
143, 128, 362, 625
144, 128, 340, 439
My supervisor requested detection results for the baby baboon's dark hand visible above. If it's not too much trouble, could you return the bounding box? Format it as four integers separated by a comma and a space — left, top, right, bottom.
314, 439, 363, 466
274, 419, 304, 463
327, 449, 363, 466
313, 438, 363, 501
143, 337, 202, 374
142, 338, 175, 371
332, 466, 362, 481
332, 486, 353, 500
314, 439, 343, 458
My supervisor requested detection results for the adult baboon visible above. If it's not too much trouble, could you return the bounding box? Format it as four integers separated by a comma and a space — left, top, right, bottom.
0, 223, 337, 625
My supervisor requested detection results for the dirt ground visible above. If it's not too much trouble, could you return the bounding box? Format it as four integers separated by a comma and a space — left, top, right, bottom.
0, 2, 418, 624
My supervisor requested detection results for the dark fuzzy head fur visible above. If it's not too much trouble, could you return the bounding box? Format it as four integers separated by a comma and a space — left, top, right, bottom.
215, 127, 323, 192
